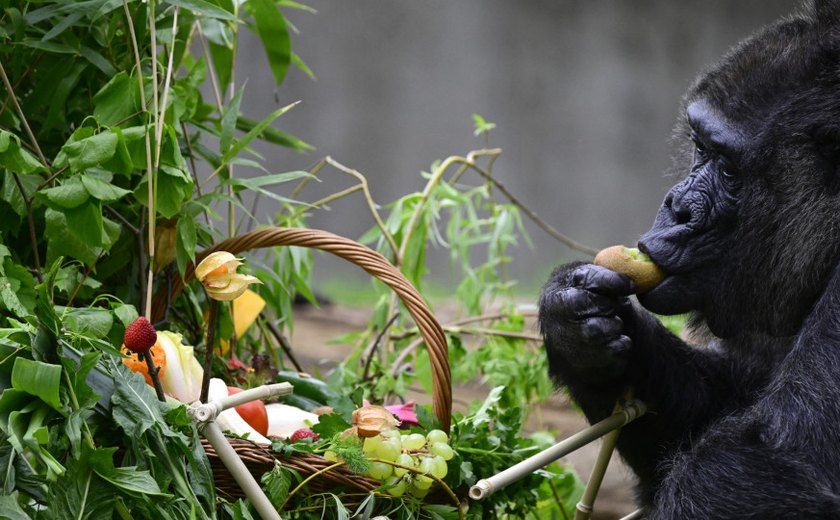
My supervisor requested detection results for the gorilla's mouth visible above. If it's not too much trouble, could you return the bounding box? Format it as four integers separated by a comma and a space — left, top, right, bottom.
635, 241, 700, 314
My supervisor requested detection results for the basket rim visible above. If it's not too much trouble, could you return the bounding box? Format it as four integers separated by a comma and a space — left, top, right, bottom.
152, 226, 452, 430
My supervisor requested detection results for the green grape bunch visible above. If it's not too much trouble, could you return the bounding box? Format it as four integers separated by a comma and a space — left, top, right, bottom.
362, 428, 455, 497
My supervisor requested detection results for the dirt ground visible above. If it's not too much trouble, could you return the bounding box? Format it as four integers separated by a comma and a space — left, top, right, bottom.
287, 303, 638, 520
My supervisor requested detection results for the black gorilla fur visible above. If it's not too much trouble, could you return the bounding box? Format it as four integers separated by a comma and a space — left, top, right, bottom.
539, 2, 840, 518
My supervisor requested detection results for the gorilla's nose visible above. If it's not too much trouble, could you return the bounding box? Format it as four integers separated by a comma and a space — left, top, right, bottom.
664, 191, 693, 225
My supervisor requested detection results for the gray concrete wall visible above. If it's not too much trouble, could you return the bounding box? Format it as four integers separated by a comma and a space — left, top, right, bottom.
234, 1, 797, 291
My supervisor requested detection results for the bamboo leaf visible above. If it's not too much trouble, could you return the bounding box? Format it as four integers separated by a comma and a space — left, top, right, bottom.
164, 0, 237, 20
246, 0, 291, 86
235, 114, 314, 151
222, 101, 299, 163
220, 86, 244, 154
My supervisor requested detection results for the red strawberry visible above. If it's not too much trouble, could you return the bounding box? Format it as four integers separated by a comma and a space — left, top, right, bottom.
289, 429, 319, 443
123, 317, 157, 353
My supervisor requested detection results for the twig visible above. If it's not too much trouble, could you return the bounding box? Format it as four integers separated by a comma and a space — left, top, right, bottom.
281, 461, 347, 510
362, 312, 400, 381
197, 20, 237, 238
0, 61, 48, 167
389, 311, 540, 377
153, 7, 179, 172
0, 55, 40, 119
142, 350, 167, 402
390, 310, 537, 340
199, 299, 220, 403
264, 318, 304, 372
180, 121, 213, 227
34, 166, 68, 193
67, 250, 106, 306
104, 205, 140, 235
122, 0, 157, 319
9, 172, 42, 281
454, 156, 598, 256
451, 326, 541, 342
137, 212, 148, 319
197, 27, 224, 108
145, 0, 160, 320
324, 156, 400, 263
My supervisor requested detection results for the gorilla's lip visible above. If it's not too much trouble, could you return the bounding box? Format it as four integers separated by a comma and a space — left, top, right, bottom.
636, 241, 674, 275
636, 239, 691, 276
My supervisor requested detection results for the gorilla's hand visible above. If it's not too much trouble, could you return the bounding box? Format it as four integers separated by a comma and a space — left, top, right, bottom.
539, 261, 637, 384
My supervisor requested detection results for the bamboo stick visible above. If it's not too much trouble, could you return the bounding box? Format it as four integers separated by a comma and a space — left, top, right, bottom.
468, 399, 646, 501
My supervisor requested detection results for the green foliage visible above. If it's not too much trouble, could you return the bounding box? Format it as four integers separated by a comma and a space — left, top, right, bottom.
449, 388, 584, 518
0, 0, 584, 517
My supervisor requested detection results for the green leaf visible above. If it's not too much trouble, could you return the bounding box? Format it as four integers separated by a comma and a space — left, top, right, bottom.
113, 304, 139, 327
64, 200, 105, 247
134, 165, 194, 219
41, 179, 90, 209
93, 72, 138, 127
175, 215, 196, 276
47, 449, 114, 520
291, 51, 316, 80
44, 209, 98, 265
235, 115, 314, 151
63, 308, 114, 339
79, 45, 117, 76
222, 102, 299, 163
0, 131, 46, 174
110, 367, 166, 437
261, 462, 292, 508
89, 448, 171, 496
165, 0, 238, 20
11, 358, 62, 412
472, 113, 496, 136
221, 86, 244, 154
310, 412, 351, 438
0, 277, 29, 318
3, 262, 36, 315
1, 173, 37, 217
470, 385, 505, 426
80, 175, 131, 202
0, 492, 31, 520
246, 0, 291, 86
55, 131, 119, 173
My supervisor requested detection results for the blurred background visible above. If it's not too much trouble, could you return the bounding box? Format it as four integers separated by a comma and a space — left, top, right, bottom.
233, 0, 796, 294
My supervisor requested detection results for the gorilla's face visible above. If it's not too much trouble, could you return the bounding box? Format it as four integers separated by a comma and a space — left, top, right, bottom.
637, 100, 742, 321
635, 15, 840, 338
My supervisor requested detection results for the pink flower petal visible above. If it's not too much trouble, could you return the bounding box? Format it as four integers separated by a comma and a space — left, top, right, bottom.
362, 400, 418, 426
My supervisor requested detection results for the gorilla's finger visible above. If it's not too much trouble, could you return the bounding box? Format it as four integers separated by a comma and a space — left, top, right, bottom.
544, 287, 623, 319
578, 316, 624, 343
606, 335, 632, 355
570, 265, 637, 296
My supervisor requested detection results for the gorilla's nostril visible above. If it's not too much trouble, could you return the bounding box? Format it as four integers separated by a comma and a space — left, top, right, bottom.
672, 203, 692, 224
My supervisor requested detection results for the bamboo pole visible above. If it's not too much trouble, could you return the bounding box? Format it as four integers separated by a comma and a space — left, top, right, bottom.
468, 399, 646, 501
574, 427, 621, 520
191, 382, 293, 520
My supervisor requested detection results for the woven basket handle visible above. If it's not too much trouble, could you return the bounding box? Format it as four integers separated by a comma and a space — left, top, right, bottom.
151, 227, 452, 431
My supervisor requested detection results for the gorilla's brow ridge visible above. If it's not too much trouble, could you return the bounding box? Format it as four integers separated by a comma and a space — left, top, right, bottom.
686, 100, 746, 157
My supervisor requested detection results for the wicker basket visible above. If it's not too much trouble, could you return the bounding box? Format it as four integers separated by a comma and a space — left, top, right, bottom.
152, 227, 452, 503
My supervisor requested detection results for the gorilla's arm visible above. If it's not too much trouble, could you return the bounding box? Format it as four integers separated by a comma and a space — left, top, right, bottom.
540, 262, 763, 496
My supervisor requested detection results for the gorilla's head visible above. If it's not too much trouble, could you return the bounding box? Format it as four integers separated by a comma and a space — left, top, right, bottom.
637, 0, 840, 338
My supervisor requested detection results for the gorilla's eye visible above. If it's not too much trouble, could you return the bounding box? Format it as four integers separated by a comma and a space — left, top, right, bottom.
690, 132, 710, 165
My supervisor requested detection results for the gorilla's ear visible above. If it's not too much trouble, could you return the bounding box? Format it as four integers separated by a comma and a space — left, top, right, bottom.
813, 0, 840, 30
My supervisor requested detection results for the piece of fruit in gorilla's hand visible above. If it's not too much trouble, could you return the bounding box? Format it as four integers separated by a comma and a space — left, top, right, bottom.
593, 245, 665, 293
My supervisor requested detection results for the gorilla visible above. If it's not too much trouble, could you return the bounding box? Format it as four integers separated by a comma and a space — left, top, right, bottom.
539, 2, 840, 518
